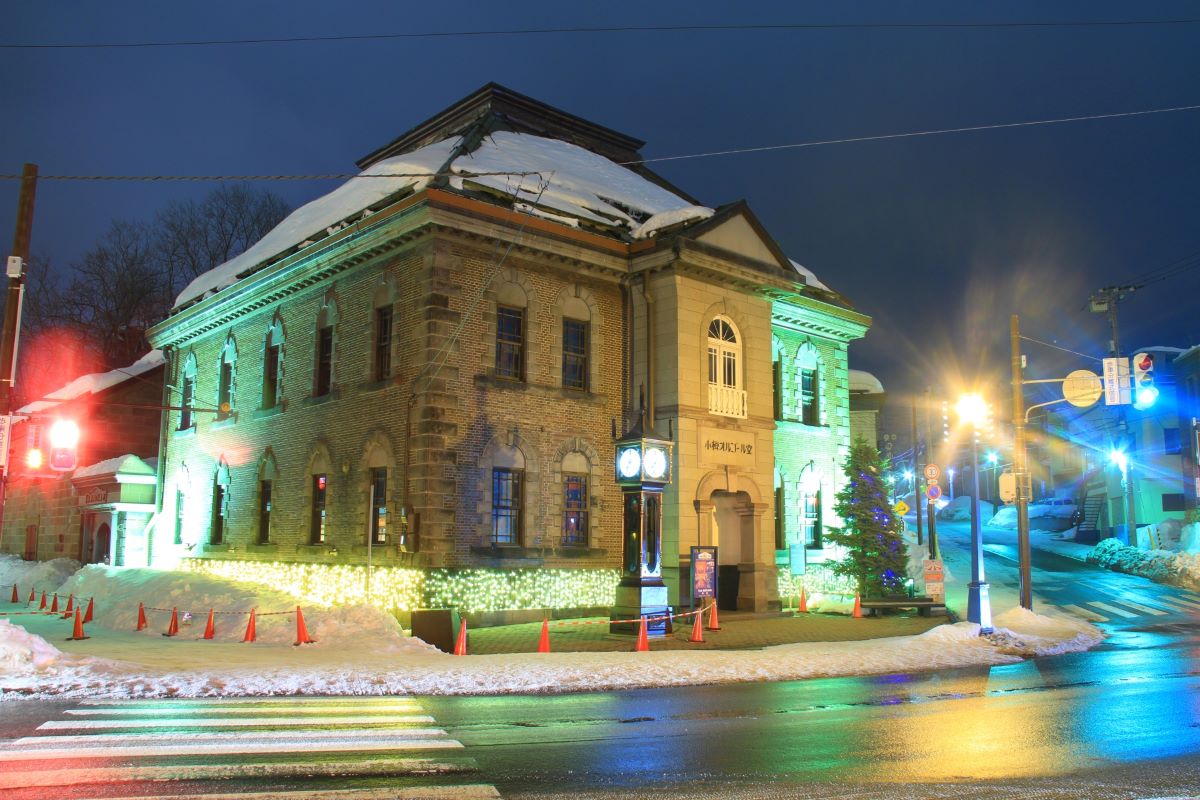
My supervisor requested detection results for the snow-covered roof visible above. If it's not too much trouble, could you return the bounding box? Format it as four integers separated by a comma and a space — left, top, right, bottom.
788, 258, 830, 292
71, 454, 156, 481
849, 369, 884, 394
19, 351, 165, 415
175, 131, 714, 308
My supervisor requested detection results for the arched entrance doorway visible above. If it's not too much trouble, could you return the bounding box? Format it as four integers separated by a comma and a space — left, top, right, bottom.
91, 522, 111, 565
710, 490, 754, 610
693, 470, 772, 612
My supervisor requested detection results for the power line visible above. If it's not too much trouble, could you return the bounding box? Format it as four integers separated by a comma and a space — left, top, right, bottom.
4, 18, 1200, 49
4, 103, 1199, 183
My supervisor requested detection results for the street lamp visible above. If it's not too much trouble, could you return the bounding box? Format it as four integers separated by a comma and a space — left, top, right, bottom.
955, 392, 993, 633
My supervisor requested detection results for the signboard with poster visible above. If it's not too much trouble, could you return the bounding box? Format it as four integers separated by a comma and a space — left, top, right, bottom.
691, 546, 718, 601
923, 559, 945, 602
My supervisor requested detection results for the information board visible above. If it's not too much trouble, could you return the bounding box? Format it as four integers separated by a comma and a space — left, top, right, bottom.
691, 546, 718, 600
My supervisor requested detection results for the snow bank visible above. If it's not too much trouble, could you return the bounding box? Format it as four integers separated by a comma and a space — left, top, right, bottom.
0, 619, 62, 671
987, 607, 1104, 657
937, 496, 994, 522
989, 501, 1077, 532
1087, 538, 1200, 591
0, 554, 81, 595
56, 565, 431, 650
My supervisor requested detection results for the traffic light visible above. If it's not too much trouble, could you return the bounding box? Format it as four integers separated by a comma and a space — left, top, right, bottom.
24, 423, 45, 472
48, 419, 80, 472
1132, 352, 1158, 410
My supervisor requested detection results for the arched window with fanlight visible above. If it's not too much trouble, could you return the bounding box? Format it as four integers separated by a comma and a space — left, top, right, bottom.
797, 342, 823, 427
706, 316, 746, 418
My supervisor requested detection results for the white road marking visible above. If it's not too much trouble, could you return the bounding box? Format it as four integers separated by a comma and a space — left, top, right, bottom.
78, 696, 416, 706
65, 703, 420, 716
0, 757, 477, 790
66, 787, 501, 800
1060, 604, 1108, 623
1110, 599, 1169, 616
1086, 601, 1139, 619
40, 714, 433, 730
16, 728, 448, 746
1158, 594, 1200, 610
0, 738, 464, 760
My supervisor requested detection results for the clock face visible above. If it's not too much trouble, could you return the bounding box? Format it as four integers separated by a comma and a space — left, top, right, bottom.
618, 447, 642, 478
643, 447, 668, 479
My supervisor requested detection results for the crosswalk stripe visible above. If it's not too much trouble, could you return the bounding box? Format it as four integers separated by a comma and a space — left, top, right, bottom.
1159, 594, 1200, 610
0, 738, 464, 760
40, 715, 433, 730
65, 704, 420, 716
78, 696, 418, 707
1086, 601, 1139, 619
16, 728, 449, 746
67, 787, 501, 800
1060, 604, 1108, 622
1109, 599, 1169, 616
0, 757, 479, 790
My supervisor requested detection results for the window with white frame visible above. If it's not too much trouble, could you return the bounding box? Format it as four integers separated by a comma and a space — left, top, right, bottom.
216, 336, 236, 420
262, 317, 284, 410
797, 343, 821, 426
179, 353, 197, 430
707, 316, 746, 417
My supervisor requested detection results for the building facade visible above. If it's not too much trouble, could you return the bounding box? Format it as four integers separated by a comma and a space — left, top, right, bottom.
141, 85, 869, 614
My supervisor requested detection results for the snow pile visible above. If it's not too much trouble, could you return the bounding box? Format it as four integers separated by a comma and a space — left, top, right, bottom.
0, 620, 62, 671
986, 607, 1104, 657
1086, 537, 1199, 590
629, 205, 714, 239
937, 496, 994, 522
56, 565, 433, 651
989, 501, 1077, 532
1178, 522, 1200, 553
0, 554, 81, 595
789, 258, 831, 291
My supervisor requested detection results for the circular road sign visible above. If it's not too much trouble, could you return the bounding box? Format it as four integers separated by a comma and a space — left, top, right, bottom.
923, 463, 940, 481
926, 484, 943, 501
1063, 369, 1103, 408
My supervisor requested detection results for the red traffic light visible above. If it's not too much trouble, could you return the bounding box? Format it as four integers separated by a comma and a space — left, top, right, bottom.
47, 419, 80, 472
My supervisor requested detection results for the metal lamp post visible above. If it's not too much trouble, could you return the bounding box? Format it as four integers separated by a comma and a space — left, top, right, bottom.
956, 393, 993, 633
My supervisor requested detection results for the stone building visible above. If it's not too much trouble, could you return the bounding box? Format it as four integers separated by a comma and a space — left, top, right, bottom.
143, 84, 870, 613
0, 352, 164, 564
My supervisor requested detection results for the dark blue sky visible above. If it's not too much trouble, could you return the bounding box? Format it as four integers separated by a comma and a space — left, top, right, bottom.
3, 2, 1198, 404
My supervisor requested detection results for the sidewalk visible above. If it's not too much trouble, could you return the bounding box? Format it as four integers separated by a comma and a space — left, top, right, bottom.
466, 609, 946, 654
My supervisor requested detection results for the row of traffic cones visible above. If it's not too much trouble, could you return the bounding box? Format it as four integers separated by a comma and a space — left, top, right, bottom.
138, 602, 314, 645
790, 587, 865, 618
10, 586, 95, 624
449, 602, 725, 656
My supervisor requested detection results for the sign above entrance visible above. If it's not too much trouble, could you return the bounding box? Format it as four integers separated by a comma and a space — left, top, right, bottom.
698, 426, 757, 468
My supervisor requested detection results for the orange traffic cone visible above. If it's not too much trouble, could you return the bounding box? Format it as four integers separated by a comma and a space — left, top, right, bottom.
38, 591, 47, 610
62, 594, 75, 618
635, 615, 650, 652
705, 600, 721, 631
28, 587, 36, 603
163, 607, 179, 637
536, 618, 551, 653
852, 592, 863, 619
689, 609, 705, 643
294, 606, 315, 646
67, 608, 89, 641
10, 584, 17, 603
798, 587, 808, 613
453, 618, 468, 655
136, 602, 148, 631
202, 609, 215, 640
83, 597, 94, 624
243, 608, 257, 642
49, 593, 59, 614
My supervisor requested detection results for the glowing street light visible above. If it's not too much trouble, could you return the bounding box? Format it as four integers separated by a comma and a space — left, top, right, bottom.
956, 392, 993, 633
1109, 448, 1128, 471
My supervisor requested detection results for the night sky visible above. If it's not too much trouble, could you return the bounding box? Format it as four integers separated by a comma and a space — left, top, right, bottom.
3, 2, 1198, 409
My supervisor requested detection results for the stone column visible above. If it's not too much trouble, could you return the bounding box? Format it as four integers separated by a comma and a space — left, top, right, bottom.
737, 501, 774, 612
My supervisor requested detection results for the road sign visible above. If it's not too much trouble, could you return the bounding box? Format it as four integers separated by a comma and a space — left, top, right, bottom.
0, 415, 9, 471
894, 500, 910, 517
1102, 357, 1131, 406
923, 463, 940, 481
1063, 369, 1103, 408
998, 471, 1016, 503
926, 476, 938, 487
926, 484, 942, 501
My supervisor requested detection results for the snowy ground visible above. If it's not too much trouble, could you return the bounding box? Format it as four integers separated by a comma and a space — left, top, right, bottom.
0, 554, 1102, 700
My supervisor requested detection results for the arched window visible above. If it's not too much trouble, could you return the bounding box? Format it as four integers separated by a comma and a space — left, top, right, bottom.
707, 316, 746, 418
561, 451, 590, 546
262, 315, 284, 410
178, 353, 198, 430
797, 343, 822, 426
257, 450, 278, 545
307, 445, 333, 545
210, 459, 231, 546
314, 295, 338, 397
372, 278, 396, 382
489, 443, 526, 545
216, 335, 236, 421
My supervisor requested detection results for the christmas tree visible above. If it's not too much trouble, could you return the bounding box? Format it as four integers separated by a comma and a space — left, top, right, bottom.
825, 439, 909, 597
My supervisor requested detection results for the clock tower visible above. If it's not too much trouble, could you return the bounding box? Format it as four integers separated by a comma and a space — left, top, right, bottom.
611, 414, 674, 635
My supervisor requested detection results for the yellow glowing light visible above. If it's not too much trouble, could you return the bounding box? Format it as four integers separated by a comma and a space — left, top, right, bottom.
955, 393, 988, 427
25, 448, 44, 469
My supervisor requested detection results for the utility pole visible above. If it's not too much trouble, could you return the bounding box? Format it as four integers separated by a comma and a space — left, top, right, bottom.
1010, 315, 1032, 610
924, 386, 938, 560
0, 164, 38, 484
911, 403, 922, 546
1090, 285, 1139, 545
